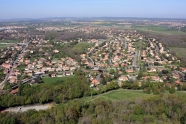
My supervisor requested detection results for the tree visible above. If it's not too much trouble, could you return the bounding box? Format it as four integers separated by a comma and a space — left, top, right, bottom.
131, 82, 140, 90
109, 69, 115, 75
18, 83, 24, 96
169, 87, 175, 94
100, 77, 106, 85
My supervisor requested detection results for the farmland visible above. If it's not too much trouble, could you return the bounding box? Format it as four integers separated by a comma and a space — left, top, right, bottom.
169, 47, 186, 60
133, 25, 186, 35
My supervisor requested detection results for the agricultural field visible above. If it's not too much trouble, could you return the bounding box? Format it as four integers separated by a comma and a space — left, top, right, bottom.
133, 25, 186, 35
169, 47, 186, 59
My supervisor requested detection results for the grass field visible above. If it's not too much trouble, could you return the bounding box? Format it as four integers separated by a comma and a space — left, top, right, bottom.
82, 89, 155, 103
0, 40, 19, 43
0, 40, 20, 49
169, 47, 186, 59
0, 44, 11, 48
88, 89, 186, 101
73, 42, 92, 52
42, 76, 76, 84
134, 25, 186, 35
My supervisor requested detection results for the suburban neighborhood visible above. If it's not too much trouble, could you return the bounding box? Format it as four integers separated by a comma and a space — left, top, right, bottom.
0, 24, 186, 95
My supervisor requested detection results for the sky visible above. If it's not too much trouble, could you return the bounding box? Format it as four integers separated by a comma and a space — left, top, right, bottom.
0, 0, 186, 19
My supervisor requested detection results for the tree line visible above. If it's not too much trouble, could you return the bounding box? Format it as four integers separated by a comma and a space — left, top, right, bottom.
0, 94, 186, 124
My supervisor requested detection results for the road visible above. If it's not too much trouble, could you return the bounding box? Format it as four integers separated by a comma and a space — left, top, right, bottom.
88, 56, 94, 65
132, 51, 138, 67
2, 103, 53, 113
0, 40, 31, 89
153, 42, 159, 56
124, 39, 128, 49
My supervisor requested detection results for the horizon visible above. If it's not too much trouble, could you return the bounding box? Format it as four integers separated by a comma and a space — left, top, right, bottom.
0, 0, 186, 19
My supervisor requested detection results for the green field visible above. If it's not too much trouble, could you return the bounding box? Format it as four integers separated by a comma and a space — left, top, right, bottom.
73, 42, 92, 52
0, 44, 11, 48
0, 40, 20, 49
42, 76, 76, 84
169, 47, 186, 59
83, 89, 155, 103
64, 89, 186, 106
102, 89, 154, 100
0, 40, 19, 43
134, 25, 186, 35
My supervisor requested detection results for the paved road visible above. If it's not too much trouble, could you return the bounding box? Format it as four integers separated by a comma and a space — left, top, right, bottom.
132, 51, 138, 67
153, 42, 159, 56
88, 56, 94, 65
124, 39, 128, 49
0, 40, 31, 89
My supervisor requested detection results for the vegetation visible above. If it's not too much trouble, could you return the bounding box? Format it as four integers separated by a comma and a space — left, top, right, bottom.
1, 94, 186, 124
169, 47, 186, 60
73, 42, 92, 53
0, 71, 90, 110
134, 25, 186, 35
138, 29, 186, 63
42, 76, 76, 84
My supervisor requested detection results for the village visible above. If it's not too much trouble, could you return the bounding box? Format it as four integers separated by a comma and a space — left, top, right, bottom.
0, 26, 186, 94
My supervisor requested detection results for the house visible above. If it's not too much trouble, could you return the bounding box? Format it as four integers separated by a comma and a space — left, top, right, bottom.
126, 68, 134, 73
8, 76, 18, 84
118, 75, 128, 82
91, 79, 100, 86
1, 63, 10, 69
11, 88, 18, 94
175, 80, 183, 85
172, 72, 180, 79
65, 71, 73, 76
148, 68, 156, 72
152, 76, 163, 82
53, 49, 59, 53
180, 67, 186, 73
51, 73, 56, 77
30, 80, 36, 85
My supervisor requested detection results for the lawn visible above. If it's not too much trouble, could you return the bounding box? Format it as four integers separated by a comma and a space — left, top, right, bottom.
134, 25, 186, 35
73, 42, 92, 53
42, 76, 77, 84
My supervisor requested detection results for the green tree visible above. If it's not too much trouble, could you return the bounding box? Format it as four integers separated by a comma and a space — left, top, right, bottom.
169, 87, 175, 94
109, 69, 115, 75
